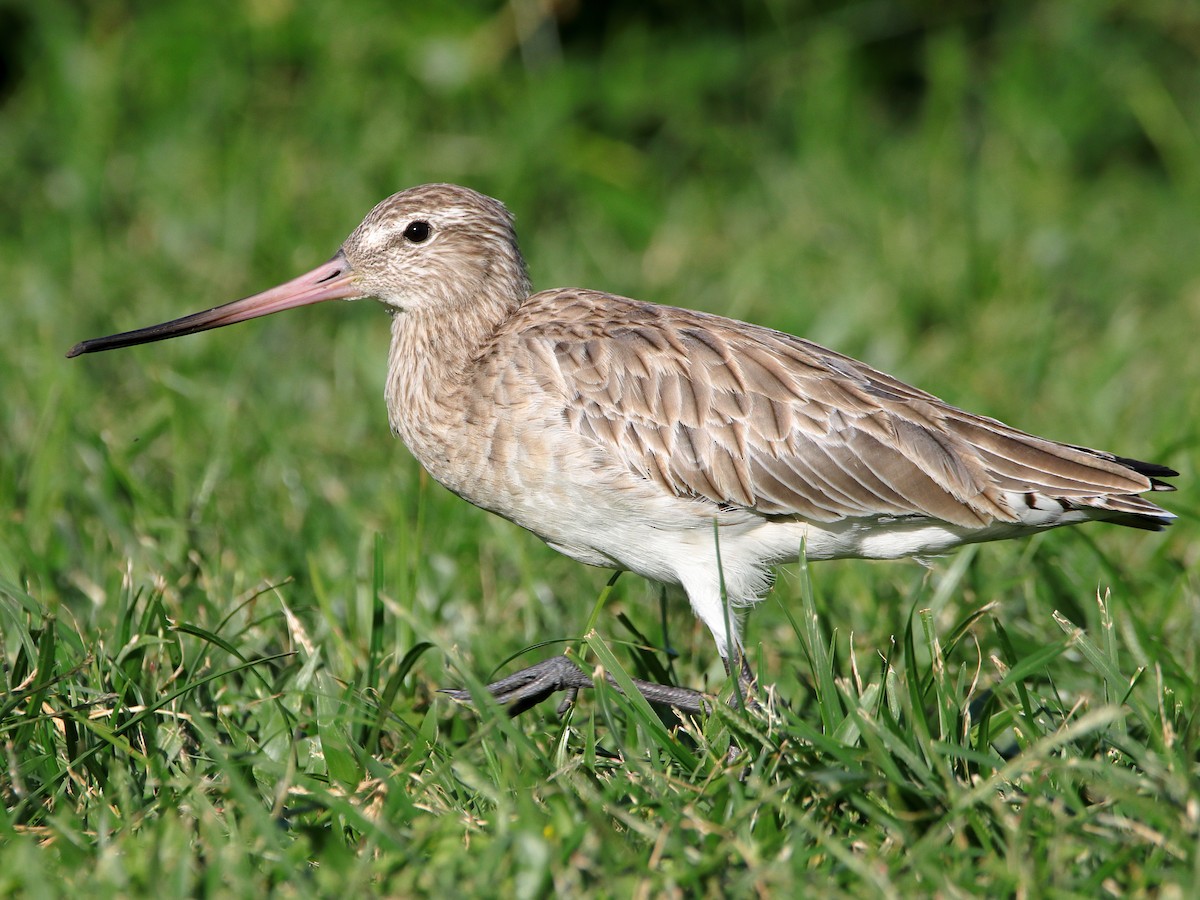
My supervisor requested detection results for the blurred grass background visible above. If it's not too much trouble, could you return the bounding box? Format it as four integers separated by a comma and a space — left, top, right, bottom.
2, 0, 1199, 895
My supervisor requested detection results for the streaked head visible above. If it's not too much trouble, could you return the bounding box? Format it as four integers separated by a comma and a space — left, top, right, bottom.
67, 184, 530, 358
345, 184, 529, 312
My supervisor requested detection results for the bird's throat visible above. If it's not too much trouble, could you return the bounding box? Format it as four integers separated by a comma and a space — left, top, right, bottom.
383, 295, 517, 450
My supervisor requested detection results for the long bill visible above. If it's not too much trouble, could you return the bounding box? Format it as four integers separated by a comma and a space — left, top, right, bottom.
67, 251, 362, 358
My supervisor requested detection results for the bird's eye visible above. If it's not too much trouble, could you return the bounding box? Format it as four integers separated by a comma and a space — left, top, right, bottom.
403, 221, 431, 243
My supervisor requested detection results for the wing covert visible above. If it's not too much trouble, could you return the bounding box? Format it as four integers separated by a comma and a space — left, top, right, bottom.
501, 290, 1161, 528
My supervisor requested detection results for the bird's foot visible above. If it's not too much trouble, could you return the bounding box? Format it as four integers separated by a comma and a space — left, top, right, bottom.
440, 654, 713, 716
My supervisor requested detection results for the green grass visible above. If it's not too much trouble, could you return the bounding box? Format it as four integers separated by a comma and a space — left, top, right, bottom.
3, 1, 1199, 895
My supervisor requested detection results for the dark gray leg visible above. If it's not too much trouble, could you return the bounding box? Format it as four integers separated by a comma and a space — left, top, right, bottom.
721, 650, 761, 765
724, 650, 759, 711
441, 654, 713, 716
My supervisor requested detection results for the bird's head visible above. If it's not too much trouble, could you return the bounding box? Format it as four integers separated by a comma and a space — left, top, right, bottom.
66, 184, 530, 358
345, 184, 530, 313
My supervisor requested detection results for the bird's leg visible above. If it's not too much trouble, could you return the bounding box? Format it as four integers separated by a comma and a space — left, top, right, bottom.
720, 650, 762, 766
441, 654, 713, 716
724, 650, 761, 712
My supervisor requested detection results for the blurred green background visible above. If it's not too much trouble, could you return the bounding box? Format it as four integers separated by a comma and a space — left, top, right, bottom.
2, 0, 1198, 894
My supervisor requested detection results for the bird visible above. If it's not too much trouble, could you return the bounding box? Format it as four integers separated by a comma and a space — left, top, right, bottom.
68, 183, 1177, 716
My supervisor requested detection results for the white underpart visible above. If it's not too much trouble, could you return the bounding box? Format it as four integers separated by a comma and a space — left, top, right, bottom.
536, 494, 1098, 659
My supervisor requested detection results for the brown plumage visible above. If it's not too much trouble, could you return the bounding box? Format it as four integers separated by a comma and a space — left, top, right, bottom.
69, 184, 1177, 714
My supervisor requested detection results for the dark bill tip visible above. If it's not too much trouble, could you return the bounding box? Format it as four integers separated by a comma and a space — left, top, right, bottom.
66, 252, 360, 360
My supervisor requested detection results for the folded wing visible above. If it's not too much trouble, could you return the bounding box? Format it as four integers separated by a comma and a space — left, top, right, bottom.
510, 291, 1175, 531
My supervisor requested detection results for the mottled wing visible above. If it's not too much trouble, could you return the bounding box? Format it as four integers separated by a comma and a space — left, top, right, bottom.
512, 291, 1173, 529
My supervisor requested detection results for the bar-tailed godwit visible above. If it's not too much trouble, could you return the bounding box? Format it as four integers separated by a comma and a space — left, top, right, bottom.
69, 184, 1177, 714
